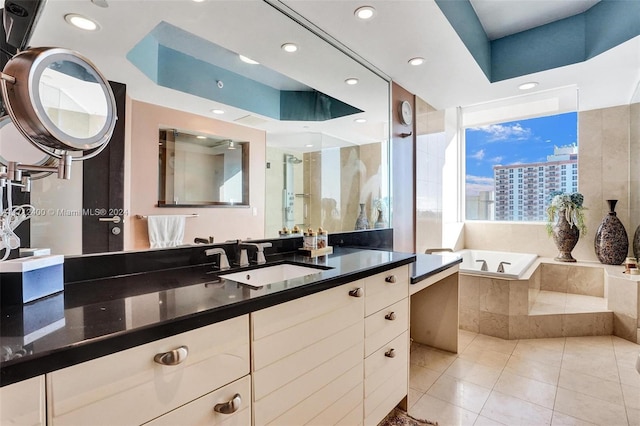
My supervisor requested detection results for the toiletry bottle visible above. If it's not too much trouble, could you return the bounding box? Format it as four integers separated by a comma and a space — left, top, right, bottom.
317, 227, 328, 249
304, 228, 317, 250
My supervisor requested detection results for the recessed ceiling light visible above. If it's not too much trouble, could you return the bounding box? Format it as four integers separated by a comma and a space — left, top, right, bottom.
345, 78, 359, 85
305, 144, 314, 148
354, 118, 367, 123
281, 43, 298, 53
518, 82, 538, 90
408, 57, 425, 66
192, 0, 205, 2
211, 109, 225, 115
64, 14, 99, 31
239, 54, 259, 65
228, 141, 236, 150
196, 135, 206, 139
354, 6, 376, 20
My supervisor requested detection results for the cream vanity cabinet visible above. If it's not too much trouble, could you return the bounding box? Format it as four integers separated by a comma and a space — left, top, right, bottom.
46, 315, 250, 426
251, 281, 366, 426
0, 375, 45, 425
251, 264, 411, 426
363, 265, 410, 426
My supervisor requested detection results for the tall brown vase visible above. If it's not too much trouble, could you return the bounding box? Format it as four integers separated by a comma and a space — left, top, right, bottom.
594, 200, 628, 265
552, 209, 579, 262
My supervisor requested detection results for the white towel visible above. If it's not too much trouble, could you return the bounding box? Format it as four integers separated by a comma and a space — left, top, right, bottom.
147, 215, 186, 248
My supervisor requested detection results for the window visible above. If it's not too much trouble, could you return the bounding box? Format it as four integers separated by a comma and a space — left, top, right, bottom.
465, 111, 578, 221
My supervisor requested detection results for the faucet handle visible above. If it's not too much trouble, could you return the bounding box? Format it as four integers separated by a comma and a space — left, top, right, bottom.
239, 249, 249, 267
475, 259, 488, 271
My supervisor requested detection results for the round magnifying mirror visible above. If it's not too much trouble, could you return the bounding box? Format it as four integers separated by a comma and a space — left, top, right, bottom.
1, 47, 116, 157
0, 115, 57, 179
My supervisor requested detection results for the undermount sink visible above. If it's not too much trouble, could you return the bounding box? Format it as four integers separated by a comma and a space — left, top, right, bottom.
219, 263, 328, 288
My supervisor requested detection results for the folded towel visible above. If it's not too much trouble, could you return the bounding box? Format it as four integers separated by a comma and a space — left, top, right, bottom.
147, 215, 186, 248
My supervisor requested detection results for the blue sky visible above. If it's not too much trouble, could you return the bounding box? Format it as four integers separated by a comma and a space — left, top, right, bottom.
465, 112, 577, 195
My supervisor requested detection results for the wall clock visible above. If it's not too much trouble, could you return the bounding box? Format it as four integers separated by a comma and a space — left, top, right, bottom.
399, 100, 413, 126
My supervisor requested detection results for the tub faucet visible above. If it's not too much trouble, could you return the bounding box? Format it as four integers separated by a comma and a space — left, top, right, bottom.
497, 261, 511, 273
205, 247, 230, 270
476, 259, 488, 271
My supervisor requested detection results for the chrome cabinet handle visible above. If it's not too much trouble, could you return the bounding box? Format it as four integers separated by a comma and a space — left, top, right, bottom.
385, 312, 397, 321
154, 345, 188, 366
385, 275, 397, 283
349, 288, 363, 298
385, 348, 396, 358
213, 393, 242, 414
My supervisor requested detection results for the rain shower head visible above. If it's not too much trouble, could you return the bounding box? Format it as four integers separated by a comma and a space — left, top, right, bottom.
286, 155, 302, 164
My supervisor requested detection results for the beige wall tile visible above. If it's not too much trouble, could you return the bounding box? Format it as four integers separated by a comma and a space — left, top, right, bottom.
508, 315, 530, 340
540, 264, 570, 292
508, 281, 529, 316
478, 312, 509, 339
479, 279, 509, 315
566, 266, 604, 297
607, 276, 638, 318
459, 307, 479, 333
459, 275, 480, 309
529, 314, 563, 338
613, 313, 638, 342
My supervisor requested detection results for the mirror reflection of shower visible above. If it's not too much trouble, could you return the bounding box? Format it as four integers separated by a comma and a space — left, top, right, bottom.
283, 154, 306, 229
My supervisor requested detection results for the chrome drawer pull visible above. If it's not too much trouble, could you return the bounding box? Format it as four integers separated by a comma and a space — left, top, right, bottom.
154, 345, 189, 366
349, 288, 363, 298
385, 275, 397, 283
385, 348, 396, 358
214, 393, 242, 414
385, 312, 397, 321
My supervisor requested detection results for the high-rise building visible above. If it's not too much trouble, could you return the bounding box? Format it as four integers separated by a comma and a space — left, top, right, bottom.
493, 144, 578, 221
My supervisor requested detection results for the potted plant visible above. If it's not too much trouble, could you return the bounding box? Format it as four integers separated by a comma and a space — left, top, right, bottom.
546, 191, 587, 262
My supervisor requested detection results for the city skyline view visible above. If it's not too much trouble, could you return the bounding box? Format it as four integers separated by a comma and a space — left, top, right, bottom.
465, 112, 578, 197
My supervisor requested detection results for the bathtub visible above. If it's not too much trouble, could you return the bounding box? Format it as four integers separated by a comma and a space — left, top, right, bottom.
456, 249, 538, 279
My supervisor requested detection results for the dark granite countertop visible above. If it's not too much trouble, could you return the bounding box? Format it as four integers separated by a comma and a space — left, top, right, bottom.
1, 248, 415, 386
411, 253, 462, 284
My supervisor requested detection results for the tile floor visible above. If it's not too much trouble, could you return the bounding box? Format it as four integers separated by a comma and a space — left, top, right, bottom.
409, 330, 640, 426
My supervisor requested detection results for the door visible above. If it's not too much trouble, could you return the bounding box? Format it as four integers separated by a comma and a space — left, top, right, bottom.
82, 81, 126, 254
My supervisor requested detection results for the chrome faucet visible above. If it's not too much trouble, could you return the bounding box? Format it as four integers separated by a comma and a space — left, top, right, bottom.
476, 259, 488, 271
205, 247, 230, 270
240, 242, 273, 264
497, 261, 511, 273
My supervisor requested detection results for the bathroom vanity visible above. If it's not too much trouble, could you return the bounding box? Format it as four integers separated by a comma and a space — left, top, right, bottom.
0, 247, 461, 425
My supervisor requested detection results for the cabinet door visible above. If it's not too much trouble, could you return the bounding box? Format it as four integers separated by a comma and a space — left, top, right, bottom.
48, 315, 250, 426
252, 282, 365, 425
143, 375, 251, 426
0, 375, 45, 426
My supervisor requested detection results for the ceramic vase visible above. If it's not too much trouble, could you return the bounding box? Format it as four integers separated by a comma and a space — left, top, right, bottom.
552, 209, 579, 262
633, 225, 640, 260
594, 199, 628, 265
355, 203, 369, 230
374, 208, 387, 229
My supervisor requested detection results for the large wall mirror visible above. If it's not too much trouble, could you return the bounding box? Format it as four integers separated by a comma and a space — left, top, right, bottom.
10, 0, 390, 255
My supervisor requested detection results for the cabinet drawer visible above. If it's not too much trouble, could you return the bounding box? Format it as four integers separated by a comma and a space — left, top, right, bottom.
306, 380, 363, 426
364, 298, 408, 357
364, 265, 409, 316
252, 280, 364, 341
48, 315, 250, 426
254, 342, 362, 425
0, 375, 45, 426
252, 283, 364, 371
144, 375, 251, 426
364, 331, 408, 423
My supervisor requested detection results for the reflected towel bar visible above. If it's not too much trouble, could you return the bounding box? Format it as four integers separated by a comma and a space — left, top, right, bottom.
135, 214, 199, 219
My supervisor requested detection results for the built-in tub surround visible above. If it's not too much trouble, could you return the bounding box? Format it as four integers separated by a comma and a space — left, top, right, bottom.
460, 259, 640, 342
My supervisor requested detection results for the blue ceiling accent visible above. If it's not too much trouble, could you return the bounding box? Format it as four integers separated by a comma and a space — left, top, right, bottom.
126, 22, 362, 121
435, 0, 640, 82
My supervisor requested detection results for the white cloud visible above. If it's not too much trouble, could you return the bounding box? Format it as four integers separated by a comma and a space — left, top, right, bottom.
489, 156, 503, 163
470, 123, 532, 141
469, 149, 485, 160
466, 174, 494, 196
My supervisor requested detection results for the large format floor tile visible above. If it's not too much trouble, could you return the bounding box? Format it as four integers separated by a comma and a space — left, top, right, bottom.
409, 330, 640, 426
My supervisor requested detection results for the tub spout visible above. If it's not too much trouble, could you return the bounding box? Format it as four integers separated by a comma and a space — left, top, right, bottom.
476, 259, 488, 271
497, 261, 511, 273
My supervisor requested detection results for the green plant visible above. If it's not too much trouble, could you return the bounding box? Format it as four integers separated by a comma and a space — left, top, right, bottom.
546, 191, 587, 237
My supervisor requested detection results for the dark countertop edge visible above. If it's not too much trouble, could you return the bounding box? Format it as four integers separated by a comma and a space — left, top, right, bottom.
1, 255, 415, 387
410, 256, 462, 284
